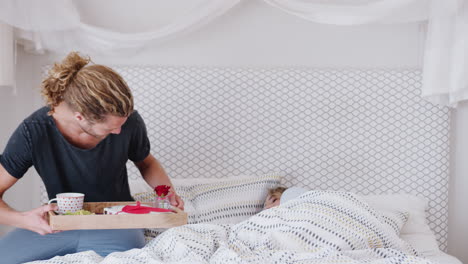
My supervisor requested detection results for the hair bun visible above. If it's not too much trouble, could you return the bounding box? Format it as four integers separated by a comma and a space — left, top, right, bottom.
41, 52, 90, 110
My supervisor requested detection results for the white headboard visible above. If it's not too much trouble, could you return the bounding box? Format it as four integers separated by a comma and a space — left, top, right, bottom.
120, 66, 450, 250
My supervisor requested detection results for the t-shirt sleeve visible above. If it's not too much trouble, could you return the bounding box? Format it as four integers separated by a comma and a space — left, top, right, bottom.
128, 112, 151, 163
0, 122, 33, 179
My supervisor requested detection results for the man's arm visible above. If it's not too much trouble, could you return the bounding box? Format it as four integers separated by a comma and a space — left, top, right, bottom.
0, 164, 57, 235
135, 154, 184, 209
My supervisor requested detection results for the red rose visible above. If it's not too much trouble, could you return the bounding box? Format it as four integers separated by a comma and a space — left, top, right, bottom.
154, 185, 171, 197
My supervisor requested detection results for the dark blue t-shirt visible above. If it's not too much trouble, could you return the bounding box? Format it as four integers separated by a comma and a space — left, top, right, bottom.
0, 107, 150, 202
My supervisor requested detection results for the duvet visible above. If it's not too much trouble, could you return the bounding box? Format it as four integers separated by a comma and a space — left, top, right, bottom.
29, 191, 434, 264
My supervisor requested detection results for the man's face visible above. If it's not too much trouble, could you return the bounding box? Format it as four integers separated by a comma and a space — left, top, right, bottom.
78, 115, 128, 139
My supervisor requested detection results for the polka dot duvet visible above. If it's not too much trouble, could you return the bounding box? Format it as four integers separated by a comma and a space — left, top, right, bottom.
28, 191, 435, 264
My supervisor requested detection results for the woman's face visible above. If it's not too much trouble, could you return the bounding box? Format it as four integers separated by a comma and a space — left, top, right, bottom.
263, 194, 281, 209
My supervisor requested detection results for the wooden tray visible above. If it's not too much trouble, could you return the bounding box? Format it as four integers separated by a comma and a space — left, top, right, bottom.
48, 201, 188, 230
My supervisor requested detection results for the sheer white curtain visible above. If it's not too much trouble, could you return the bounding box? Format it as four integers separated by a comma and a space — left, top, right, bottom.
422, 0, 468, 106
0, 0, 467, 106
263, 0, 435, 25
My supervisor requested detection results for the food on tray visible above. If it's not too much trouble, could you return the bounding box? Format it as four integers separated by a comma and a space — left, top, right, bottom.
62, 209, 94, 215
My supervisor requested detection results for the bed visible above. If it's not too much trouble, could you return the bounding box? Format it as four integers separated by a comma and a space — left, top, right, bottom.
34, 66, 460, 263
32, 174, 460, 263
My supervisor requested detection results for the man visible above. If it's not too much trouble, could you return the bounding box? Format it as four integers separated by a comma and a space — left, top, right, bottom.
0, 52, 184, 263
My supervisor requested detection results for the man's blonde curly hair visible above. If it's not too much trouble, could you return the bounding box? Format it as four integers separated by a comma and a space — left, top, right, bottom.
41, 51, 134, 122
268, 187, 287, 200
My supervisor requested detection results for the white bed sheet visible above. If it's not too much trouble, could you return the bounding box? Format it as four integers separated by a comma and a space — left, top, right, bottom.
425, 251, 462, 264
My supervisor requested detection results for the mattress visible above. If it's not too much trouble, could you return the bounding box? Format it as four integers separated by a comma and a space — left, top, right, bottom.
425, 252, 462, 264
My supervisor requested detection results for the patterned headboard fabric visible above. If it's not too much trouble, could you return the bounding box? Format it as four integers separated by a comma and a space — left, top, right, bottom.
39, 66, 450, 250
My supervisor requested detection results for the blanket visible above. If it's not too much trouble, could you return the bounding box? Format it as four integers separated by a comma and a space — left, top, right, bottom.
28, 191, 434, 264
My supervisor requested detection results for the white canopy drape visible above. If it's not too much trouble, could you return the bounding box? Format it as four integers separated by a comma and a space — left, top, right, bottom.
1, 0, 242, 54
422, 1, 468, 106
0, 0, 466, 106
263, 0, 437, 25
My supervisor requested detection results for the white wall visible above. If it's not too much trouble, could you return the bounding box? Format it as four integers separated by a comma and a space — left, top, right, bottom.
0, 48, 42, 235
449, 101, 468, 263
0, 0, 466, 262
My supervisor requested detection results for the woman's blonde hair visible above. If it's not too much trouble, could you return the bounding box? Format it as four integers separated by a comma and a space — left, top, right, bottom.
41, 52, 134, 122
268, 187, 287, 200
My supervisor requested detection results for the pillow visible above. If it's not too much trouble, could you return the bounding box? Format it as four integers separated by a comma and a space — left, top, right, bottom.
378, 210, 409, 237
132, 173, 283, 240
361, 194, 440, 256
177, 173, 283, 224
280, 186, 308, 204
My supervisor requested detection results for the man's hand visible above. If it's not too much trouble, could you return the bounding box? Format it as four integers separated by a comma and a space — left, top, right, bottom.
168, 189, 184, 210
18, 204, 58, 235
1, 165, 60, 234
136, 155, 185, 210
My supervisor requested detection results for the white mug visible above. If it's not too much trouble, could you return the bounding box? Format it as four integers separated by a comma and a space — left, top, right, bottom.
48, 193, 85, 214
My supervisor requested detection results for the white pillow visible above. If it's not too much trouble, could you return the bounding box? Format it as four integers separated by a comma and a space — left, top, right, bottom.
378, 210, 409, 237
131, 173, 283, 219
182, 173, 283, 224
361, 194, 440, 256
132, 173, 283, 240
